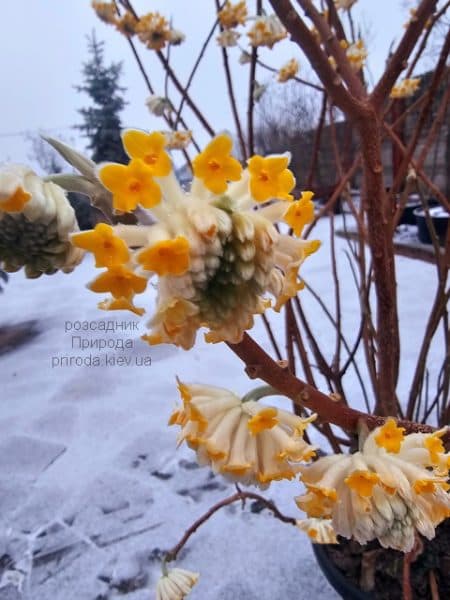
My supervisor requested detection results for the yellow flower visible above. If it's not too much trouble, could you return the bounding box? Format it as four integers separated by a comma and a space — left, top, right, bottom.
121, 130, 171, 176
98, 159, 161, 212
156, 568, 199, 600
71, 223, 129, 268
0, 164, 83, 278
136, 12, 171, 50
88, 265, 147, 299
91, 1, 117, 24
247, 15, 287, 49
295, 423, 450, 551
283, 191, 315, 236
346, 40, 367, 71
296, 518, 338, 544
115, 11, 138, 36
0, 186, 31, 213
216, 29, 241, 47
137, 237, 190, 276
192, 134, 242, 195
277, 58, 299, 83
374, 418, 405, 453
248, 155, 295, 202
218, 1, 247, 29
163, 130, 192, 151
98, 296, 145, 316
170, 382, 316, 488
390, 78, 421, 99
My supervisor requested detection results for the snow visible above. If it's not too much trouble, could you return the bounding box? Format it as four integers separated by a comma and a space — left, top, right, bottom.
0, 214, 444, 599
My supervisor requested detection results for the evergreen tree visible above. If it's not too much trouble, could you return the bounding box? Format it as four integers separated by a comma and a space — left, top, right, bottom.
76, 31, 128, 164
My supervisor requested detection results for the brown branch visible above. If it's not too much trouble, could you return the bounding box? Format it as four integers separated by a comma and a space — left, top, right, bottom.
157, 51, 216, 137
165, 489, 296, 562
268, 0, 363, 117
371, 0, 438, 111
227, 333, 443, 437
384, 124, 450, 211
306, 92, 327, 188
296, 0, 366, 99
215, 0, 247, 159
174, 8, 221, 129
389, 30, 450, 198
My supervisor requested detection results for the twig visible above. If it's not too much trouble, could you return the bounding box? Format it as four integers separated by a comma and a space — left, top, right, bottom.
165, 490, 296, 562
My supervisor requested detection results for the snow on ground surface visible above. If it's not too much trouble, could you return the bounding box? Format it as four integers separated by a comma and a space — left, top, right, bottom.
0, 214, 443, 599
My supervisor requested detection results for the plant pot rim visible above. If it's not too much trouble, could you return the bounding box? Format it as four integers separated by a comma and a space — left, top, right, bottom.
312, 543, 375, 600
413, 207, 449, 219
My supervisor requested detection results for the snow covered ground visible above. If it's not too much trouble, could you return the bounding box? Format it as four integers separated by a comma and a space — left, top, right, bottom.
0, 214, 443, 599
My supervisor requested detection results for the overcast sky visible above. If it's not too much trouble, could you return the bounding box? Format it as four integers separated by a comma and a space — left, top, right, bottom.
0, 0, 431, 172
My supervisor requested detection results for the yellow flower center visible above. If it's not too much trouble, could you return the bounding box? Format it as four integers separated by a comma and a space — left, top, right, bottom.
345, 470, 380, 497
144, 153, 158, 165
0, 186, 31, 212
374, 418, 405, 453
128, 179, 141, 193
138, 236, 190, 276
247, 407, 279, 434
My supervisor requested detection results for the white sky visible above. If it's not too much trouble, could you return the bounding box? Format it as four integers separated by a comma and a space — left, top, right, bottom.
0, 0, 430, 171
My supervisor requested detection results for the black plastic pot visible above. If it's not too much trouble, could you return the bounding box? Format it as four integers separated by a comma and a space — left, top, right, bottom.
413, 207, 449, 246
312, 544, 374, 600
398, 196, 421, 226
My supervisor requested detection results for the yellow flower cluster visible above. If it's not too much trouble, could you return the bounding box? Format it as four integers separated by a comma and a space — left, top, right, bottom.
0, 165, 83, 277
277, 58, 299, 83
170, 382, 316, 488
295, 419, 450, 551
247, 15, 287, 49
163, 130, 193, 151
390, 78, 421, 99
218, 1, 248, 29
72, 130, 319, 348
72, 223, 147, 316
91, 2, 184, 50
345, 40, 367, 72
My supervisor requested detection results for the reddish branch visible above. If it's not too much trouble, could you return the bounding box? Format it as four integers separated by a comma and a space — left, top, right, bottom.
227, 333, 443, 437
370, 0, 438, 111
165, 489, 296, 562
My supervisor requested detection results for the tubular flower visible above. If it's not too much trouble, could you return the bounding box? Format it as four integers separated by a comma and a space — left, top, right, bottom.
192, 134, 242, 194
71, 223, 129, 268
216, 29, 241, 48
218, 1, 248, 29
295, 419, 450, 552
283, 191, 315, 236
156, 568, 199, 600
146, 96, 172, 117
248, 155, 295, 203
115, 11, 139, 37
0, 165, 83, 278
247, 15, 287, 49
277, 58, 299, 83
88, 265, 147, 299
296, 518, 338, 544
346, 40, 367, 71
122, 130, 171, 176
163, 130, 193, 151
97, 157, 162, 212
135, 12, 172, 50
91, 1, 117, 24
170, 382, 316, 488
390, 78, 421, 99
81, 132, 319, 343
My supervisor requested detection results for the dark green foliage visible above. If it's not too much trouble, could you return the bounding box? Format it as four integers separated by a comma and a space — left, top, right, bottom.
76, 31, 128, 164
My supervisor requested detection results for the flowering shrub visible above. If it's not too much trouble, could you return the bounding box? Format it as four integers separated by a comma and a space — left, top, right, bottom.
2, 0, 449, 597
